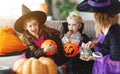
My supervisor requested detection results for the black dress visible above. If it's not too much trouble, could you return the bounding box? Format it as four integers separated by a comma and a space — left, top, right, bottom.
62, 22, 94, 74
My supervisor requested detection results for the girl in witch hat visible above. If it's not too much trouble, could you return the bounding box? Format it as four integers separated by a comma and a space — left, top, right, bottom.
14, 11, 66, 66
77, 0, 120, 74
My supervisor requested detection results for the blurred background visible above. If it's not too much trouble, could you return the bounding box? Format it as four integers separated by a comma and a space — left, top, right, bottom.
0, 0, 82, 20
0, 0, 119, 20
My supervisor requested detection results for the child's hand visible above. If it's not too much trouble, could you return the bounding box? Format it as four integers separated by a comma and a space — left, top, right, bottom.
66, 30, 73, 39
43, 43, 55, 53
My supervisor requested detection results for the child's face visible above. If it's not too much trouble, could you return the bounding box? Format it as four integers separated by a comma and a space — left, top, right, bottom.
68, 19, 81, 34
26, 19, 39, 36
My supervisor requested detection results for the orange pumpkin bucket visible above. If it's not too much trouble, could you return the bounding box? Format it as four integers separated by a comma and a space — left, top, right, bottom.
63, 43, 79, 58
41, 39, 58, 56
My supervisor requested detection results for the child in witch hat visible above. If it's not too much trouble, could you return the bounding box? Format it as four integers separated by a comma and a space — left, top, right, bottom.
14, 11, 66, 66
77, 0, 120, 74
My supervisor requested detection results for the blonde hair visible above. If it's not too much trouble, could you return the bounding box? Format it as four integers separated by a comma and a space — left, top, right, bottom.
94, 13, 119, 37
67, 12, 83, 24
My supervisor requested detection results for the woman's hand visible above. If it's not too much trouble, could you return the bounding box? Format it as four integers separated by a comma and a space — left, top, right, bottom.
85, 41, 97, 49
66, 30, 73, 39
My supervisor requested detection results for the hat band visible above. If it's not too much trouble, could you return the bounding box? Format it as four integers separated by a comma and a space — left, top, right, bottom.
88, 0, 111, 7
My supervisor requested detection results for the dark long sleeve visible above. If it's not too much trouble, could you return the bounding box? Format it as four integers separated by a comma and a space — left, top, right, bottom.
102, 24, 120, 61
82, 33, 91, 43
24, 37, 44, 59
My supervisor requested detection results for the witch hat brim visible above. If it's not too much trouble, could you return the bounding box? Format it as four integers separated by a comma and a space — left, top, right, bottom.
76, 0, 120, 15
14, 11, 47, 33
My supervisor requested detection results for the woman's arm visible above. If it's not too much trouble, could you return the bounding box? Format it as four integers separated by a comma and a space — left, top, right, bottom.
109, 32, 120, 61
85, 41, 99, 49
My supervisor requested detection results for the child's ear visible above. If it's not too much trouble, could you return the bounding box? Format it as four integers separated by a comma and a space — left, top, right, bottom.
78, 23, 82, 29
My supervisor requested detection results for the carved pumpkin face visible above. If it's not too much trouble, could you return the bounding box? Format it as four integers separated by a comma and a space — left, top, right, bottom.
64, 43, 79, 58
41, 39, 58, 56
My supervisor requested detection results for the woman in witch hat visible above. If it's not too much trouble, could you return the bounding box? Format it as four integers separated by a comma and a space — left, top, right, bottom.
77, 0, 120, 74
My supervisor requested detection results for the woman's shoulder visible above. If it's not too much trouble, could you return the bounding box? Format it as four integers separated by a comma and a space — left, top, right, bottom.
107, 24, 120, 39
109, 24, 120, 33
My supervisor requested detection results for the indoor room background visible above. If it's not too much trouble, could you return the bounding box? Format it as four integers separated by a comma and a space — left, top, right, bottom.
0, 0, 119, 21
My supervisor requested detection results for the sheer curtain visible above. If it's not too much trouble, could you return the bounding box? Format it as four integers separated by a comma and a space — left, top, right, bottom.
0, 0, 22, 19
0, 0, 47, 19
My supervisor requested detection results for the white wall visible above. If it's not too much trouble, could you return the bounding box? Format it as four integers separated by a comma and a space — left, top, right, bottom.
0, 0, 22, 19
0, 0, 46, 19
23, 0, 45, 11
77, 0, 95, 20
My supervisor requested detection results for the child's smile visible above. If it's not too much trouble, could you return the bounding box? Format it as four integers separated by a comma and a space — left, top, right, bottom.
26, 19, 39, 37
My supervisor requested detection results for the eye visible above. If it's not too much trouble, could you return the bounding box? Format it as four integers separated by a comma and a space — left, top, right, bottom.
29, 25, 32, 27
34, 23, 37, 26
72, 24, 76, 26
68, 24, 76, 26
68, 24, 71, 26
34, 23, 39, 26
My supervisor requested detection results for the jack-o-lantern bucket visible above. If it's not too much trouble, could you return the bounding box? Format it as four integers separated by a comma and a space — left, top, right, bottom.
41, 39, 58, 56
63, 43, 79, 58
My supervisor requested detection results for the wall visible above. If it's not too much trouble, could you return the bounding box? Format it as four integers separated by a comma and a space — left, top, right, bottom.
0, 0, 22, 19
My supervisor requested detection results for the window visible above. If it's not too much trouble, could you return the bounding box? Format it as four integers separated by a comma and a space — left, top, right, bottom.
0, 0, 22, 18
0, 0, 45, 19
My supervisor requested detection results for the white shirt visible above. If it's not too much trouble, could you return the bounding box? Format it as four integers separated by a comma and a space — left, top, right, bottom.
62, 31, 81, 45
